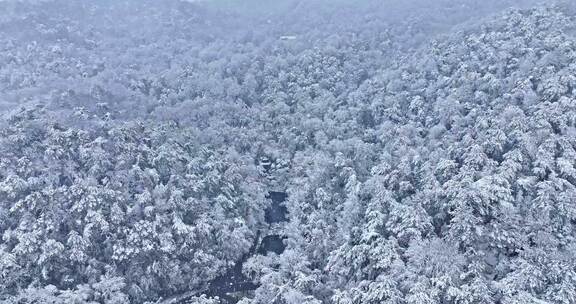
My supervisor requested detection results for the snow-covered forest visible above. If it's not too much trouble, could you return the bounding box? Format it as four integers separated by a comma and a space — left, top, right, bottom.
2, 0, 576, 303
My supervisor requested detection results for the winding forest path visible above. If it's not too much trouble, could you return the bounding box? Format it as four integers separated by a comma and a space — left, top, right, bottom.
165, 191, 289, 304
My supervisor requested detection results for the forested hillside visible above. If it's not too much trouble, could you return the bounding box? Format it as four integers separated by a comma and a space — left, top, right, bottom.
1, 0, 576, 303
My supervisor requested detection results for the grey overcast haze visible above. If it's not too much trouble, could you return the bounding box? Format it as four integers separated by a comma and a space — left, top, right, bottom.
2, 0, 576, 303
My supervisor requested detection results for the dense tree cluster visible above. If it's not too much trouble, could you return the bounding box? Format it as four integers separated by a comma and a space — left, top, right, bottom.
306, 7, 576, 304
2, 0, 576, 303
0, 108, 266, 302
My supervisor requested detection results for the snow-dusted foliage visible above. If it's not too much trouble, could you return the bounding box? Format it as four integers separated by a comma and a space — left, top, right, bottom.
0, 109, 267, 301
1, 0, 576, 303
